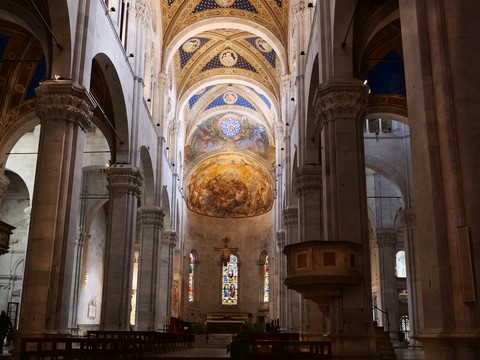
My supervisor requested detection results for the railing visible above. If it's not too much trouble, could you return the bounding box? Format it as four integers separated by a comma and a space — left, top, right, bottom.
19, 331, 194, 359
372, 303, 390, 330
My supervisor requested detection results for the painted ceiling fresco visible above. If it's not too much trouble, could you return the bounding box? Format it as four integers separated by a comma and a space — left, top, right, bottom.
174, 30, 281, 99
187, 154, 274, 217
184, 113, 275, 164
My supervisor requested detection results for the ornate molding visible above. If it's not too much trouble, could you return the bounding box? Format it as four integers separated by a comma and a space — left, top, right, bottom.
161, 230, 177, 247
399, 208, 416, 230
293, 164, 322, 196
276, 230, 286, 248
376, 229, 397, 248
282, 207, 298, 228
315, 81, 369, 127
35, 80, 95, 132
135, 1, 150, 25
293, 2, 305, 21
138, 206, 164, 228
106, 164, 143, 198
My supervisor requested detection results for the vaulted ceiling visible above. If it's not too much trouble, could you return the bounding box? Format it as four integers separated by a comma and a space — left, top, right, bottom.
160, 0, 289, 218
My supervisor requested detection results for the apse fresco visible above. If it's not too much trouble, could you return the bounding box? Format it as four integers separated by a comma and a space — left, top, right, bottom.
187, 155, 274, 217
185, 114, 274, 163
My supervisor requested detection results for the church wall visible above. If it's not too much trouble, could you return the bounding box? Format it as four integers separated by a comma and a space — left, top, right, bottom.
182, 209, 275, 326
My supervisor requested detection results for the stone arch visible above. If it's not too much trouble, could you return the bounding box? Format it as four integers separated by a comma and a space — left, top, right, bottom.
89, 54, 130, 163
161, 186, 171, 230
139, 146, 155, 207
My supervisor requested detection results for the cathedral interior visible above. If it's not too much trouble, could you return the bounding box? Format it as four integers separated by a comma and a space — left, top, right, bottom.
0, 0, 478, 359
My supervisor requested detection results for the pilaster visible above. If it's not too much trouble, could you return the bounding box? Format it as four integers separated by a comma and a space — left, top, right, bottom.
156, 230, 176, 330
19, 80, 93, 335
101, 164, 143, 330
136, 206, 164, 330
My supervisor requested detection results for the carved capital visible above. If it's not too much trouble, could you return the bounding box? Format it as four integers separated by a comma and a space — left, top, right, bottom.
106, 164, 143, 198
399, 208, 416, 230
293, 2, 305, 20
135, 1, 150, 24
282, 207, 298, 228
293, 164, 322, 196
376, 229, 397, 248
0, 173, 10, 202
35, 80, 95, 132
161, 230, 177, 247
276, 231, 286, 248
315, 81, 369, 127
138, 206, 164, 228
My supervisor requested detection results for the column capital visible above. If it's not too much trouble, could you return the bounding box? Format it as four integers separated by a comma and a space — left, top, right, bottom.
138, 206, 164, 228
276, 230, 286, 249
376, 229, 397, 248
35, 80, 95, 132
0, 173, 9, 202
282, 206, 298, 228
293, 164, 322, 196
315, 80, 369, 125
106, 164, 143, 198
161, 230, 177, 247
399, 208, 416, 230
135, 1, 150, 25
293, 2, 305, 21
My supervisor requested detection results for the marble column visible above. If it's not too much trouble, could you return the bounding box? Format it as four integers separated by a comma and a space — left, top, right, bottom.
377, 229, 399, 341
101, 164, 143, 330
316, 80, 376, 358
136, 206, 164, 330
156, 230, 176, 330
282, 207, 301, 332
19, 80, 94, 334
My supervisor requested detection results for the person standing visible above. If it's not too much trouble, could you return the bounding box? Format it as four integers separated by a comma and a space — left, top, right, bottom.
0, 311, 12, 353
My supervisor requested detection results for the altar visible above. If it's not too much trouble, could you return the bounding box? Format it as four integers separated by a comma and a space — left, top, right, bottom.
205, 312, 251, 334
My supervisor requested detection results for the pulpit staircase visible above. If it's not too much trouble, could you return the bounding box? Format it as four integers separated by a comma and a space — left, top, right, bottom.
374, 322, 397, 360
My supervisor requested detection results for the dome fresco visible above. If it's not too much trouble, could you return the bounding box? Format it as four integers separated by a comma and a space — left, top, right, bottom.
186, 154, 274, 217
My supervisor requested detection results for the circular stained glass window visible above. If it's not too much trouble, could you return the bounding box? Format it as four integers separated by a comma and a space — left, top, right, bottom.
221, 118, 241, 137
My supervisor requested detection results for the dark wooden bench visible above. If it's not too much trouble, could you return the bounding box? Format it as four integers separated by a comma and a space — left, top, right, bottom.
19, 331, 194, 359
230, 339, 332, 360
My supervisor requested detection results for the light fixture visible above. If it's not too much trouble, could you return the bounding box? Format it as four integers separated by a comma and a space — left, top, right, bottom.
166, 147, 169, 150
300, 51, 305, 55
110, 7, 116, 11
147, 98, 151, 102
129, 53, 134, 58
286, 123, 290, 126
156, 123, 160, 126
54, 74, 63, 80
281, 147, 284, 150
291, 97, 295, 101
308, 2, 313, 7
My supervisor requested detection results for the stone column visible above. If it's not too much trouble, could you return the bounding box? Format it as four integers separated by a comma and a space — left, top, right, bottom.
275, 231, 285, 330
377, 229, 399, 342
136, 206, 164, 330
399, 208, 421, 348
293, 165, 322, 242
101, 164, 143, 330
316, 80, 376, 357
19, 80, 94, 334
282, 207, 301, 332
156, 230, 176, 330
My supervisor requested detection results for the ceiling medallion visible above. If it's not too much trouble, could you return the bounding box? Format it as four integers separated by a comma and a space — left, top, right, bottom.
219, 49, 238, 67
221, 117, 242, 137
255, 38, 273, 53
182, 38, 201, 53
223, 91, 238, 104
215, 0, 235, 7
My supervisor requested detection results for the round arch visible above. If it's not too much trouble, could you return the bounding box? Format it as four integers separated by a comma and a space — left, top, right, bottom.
139, 146, 155, 207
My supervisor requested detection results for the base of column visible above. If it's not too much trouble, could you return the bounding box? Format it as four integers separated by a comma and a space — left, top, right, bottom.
414, 330, 480, 360
331, 332, 381, 360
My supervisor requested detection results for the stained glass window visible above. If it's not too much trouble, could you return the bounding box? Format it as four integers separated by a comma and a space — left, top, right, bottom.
222, 254, 238, 305
189, 253, 194, 302
263, 255, 269, 303
221, 118, 241, 137
396, 250, 406, 278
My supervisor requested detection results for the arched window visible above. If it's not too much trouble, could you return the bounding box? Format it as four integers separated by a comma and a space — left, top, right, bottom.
263, 254, 269, 303
396, 250, 406, 278
189, 252, 196, 302
222, 254, 238, 305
